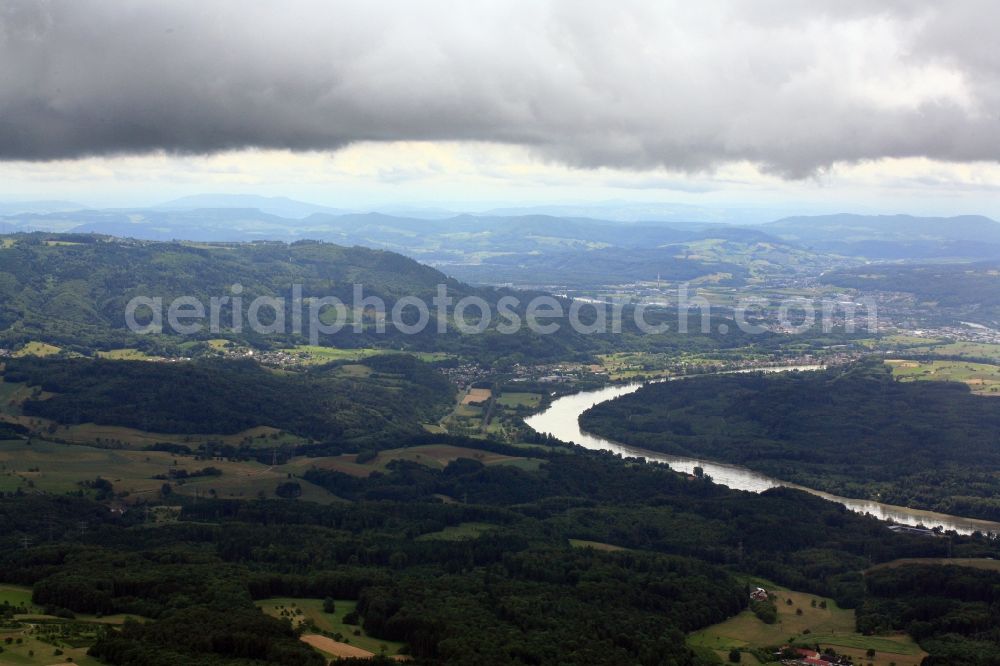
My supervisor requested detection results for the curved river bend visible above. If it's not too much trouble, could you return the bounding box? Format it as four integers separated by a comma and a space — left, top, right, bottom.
525, 367, 1000, 536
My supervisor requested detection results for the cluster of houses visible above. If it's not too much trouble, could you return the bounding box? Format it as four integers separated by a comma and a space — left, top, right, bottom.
438, 362, 490, 389
779, 647, 853, 666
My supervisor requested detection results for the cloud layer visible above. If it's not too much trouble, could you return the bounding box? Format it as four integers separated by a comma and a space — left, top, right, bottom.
1, 0, 998, 176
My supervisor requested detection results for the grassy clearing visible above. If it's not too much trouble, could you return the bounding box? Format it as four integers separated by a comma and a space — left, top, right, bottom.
285, 345, 451, 365
887, 359, 1000, 395
867, 557, 1000, 573
492, 457, 542, 472
417, 522, 497, 541
496, 392, 541, 409
688, 580, 925, 666
409, 351, 452, 363
256, 598, 404, 656
12, 342, 62, 358
54, 423, 308, 450
0, 439, 537, 504
335, 363, 373, 378
882, 334, 945, 346
0, 439, 335, 503
454, 404, 482, 418
287, 345, 383, 364
568, 539, 628, 552
95, 348, 162, 361
0, 584, 35, 609
461, 388, 491, 405
286, 443, 539, 478
0, 632, 104, 665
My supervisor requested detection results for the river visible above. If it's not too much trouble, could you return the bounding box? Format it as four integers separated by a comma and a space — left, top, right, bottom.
525, 366, 1000, 536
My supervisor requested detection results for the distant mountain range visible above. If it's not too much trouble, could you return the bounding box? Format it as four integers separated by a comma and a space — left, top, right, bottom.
2, 200, 1000, 286
0, 200, 86, 216
764, 213, 1000, 259
156, 194, 356, 218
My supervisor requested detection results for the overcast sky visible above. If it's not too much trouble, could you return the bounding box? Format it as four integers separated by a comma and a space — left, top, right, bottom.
1, 0, 998, 215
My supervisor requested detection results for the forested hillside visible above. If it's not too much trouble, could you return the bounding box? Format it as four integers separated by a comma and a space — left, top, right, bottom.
5, 354, 453, 447
861, 564, 1000, 665
0, 234, 464, 352
581, 361, 1000, 521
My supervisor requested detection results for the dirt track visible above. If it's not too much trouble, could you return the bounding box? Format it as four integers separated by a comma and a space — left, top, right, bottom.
300, 633, 374, 658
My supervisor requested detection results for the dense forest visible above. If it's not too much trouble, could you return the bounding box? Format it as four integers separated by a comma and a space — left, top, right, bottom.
581, 360, 1000, 521
860, 564, 1000, 665
5, 354, 453, 446
2, 439, 994, 666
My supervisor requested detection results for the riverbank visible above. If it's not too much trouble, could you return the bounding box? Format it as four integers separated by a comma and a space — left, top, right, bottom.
525, 365, 1000, 536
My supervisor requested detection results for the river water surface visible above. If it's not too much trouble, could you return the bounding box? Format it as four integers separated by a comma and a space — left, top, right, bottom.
525, 366, 1000, 536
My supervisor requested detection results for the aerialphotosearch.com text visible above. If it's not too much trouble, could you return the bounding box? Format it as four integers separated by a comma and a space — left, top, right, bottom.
125, 283, 878, 344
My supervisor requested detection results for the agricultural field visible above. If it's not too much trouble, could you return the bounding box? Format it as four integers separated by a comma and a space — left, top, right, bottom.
885, 334, 942, 345
886, 359, 1000, 395
461, 388, 491, 405
867, 557, 1000, 573
0, 629, 105, 666
95, 348, 162, 361
444, 389, 544, 440
688, 580, 925, 666
916, 341, 1000, 362
440, 387, 492, 435
285, 345, 384, 364
53, 422, 310, 450
285, 443, 541, 478
285, 345, 451, 365
496, 392, 541, 409
256, 598, 404, 657
0, 439, 335, 503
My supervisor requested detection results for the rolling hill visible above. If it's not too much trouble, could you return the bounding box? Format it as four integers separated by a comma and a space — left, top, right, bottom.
764, 214, 1000, 259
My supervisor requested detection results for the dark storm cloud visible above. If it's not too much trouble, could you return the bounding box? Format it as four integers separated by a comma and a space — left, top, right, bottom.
1, 0, 998, 176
